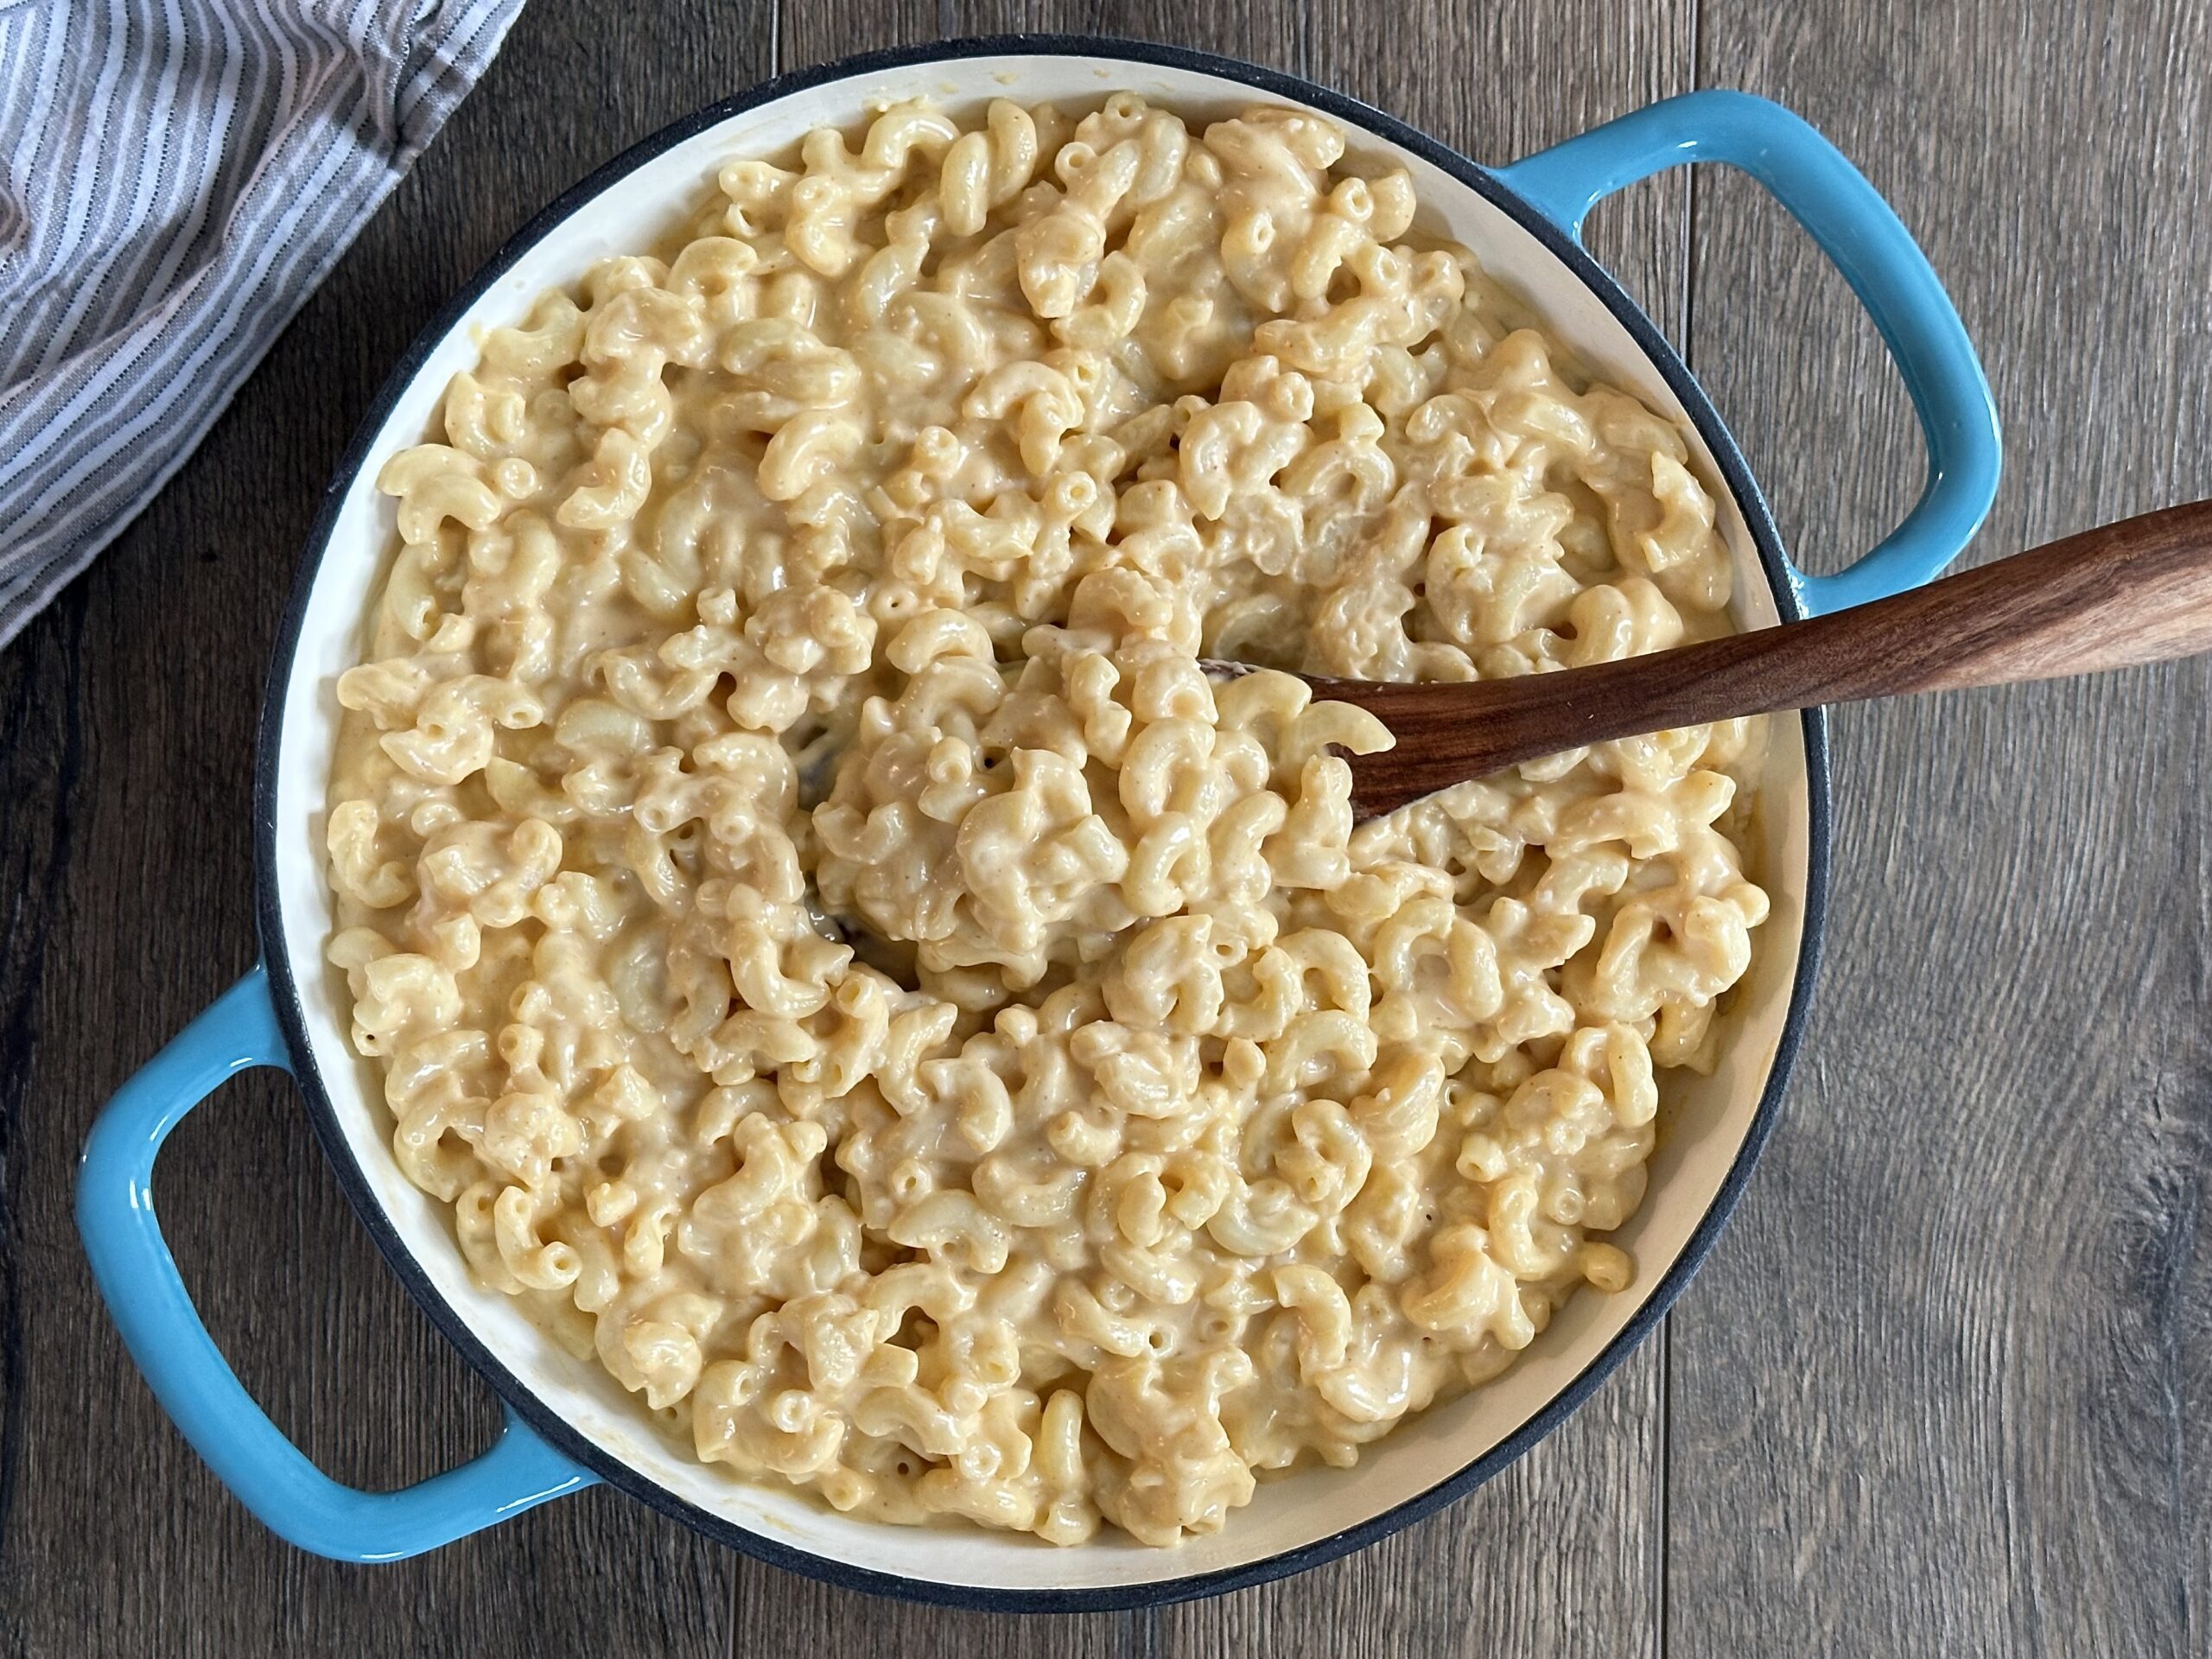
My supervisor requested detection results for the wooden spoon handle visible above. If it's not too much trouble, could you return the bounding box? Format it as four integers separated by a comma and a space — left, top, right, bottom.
1317, 499, 2212, 816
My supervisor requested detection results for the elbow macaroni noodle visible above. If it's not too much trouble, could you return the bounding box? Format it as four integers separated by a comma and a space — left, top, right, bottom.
326, 94, 1769, 1547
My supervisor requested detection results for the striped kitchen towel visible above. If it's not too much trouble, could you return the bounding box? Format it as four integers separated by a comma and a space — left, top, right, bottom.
0, 0, 525, 652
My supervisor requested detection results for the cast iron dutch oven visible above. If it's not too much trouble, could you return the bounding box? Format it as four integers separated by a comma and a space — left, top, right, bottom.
78, 36, 1998, 1610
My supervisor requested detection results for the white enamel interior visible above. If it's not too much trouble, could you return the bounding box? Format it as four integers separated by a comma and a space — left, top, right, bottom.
268, 52, 1810, 1594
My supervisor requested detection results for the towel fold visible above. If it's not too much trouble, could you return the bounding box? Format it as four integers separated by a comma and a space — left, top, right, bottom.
0, 0, 525, 651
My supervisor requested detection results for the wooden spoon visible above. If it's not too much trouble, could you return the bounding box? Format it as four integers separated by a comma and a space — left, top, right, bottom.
1255, 499, 2212, 819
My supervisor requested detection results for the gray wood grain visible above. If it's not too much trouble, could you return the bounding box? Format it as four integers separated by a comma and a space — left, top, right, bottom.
3, 1, 2206, 1656
1668, 3, 2212, 1656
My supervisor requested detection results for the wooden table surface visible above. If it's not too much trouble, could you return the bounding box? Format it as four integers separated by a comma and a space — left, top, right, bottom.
4, 2, 2207, 1654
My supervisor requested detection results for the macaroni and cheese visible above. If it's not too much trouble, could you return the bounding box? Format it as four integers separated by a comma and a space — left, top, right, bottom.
325, 93, 1769, 1547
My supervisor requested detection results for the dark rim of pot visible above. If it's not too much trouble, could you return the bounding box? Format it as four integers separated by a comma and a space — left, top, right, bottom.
251, 32, 1830, 1613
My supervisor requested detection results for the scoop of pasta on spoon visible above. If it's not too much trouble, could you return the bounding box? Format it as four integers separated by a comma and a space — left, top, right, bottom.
1230, 500, 2212, 818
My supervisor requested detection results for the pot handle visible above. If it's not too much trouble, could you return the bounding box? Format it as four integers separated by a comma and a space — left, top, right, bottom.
77, 963, 598, 1561
1497, 89, 2001, 617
